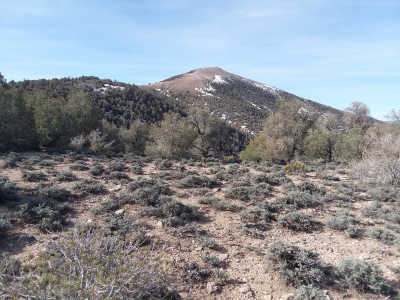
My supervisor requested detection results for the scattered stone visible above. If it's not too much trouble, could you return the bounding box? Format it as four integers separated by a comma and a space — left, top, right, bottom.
156, 220, 163, 227
280, 293, 294, 300
206, 281, 219, 294
50, 234, 59, 240
18, 234, 36, 245
87, 218, 93, 223
322, 290, 334, 300
114, 208, 124, 216
218, 253, 229, 261
239, 284, 251, 294
109, 185, 122, 192
263, 296, 272, 300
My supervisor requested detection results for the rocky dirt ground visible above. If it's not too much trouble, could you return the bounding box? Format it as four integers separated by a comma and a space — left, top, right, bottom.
1, 151, 400, 300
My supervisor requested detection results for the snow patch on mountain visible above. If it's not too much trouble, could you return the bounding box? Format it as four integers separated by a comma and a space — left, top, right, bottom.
213, 75, 227, 84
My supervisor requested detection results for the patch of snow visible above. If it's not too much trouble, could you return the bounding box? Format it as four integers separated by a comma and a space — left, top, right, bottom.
213, 75, 228, 84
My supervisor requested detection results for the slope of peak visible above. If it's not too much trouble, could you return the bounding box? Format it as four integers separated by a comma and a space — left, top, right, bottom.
142, 67, 234, 94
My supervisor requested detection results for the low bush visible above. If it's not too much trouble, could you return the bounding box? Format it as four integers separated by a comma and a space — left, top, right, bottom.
266, 241, 327, 287
295, 181, 326, 195
0, 227, 178, 299
336, 259, 393, 294
366, 228, 397, 245
138, 196, 200, 227
201, 254, 221, 267
362, 201, 400, 224
0, 178, 18, 204
55, 171, 77, 182
198, 197, 237, 211
253, 173, 292, 186
285, 161, 308, 175
108, 161, 126, 172
89, 164, 105, 176
325, 213, 358, 232
240, 205, 275, 225
73, 179, 106, 194
198, 236, 219, 249
273, 191, 315, 210
316, 172, 340, 182
2, 152, 21, 168
278, 211, 318, 232
368, 186, 400, 203
17, 198, 68, 231
69, 162, 89, 171
130, 164, 144, 175
0, 215, 12, 236
109, 171, 129, 180
177, 174, 216, 188
22, 171, 47, 182
39, 185, 71, 202
293, 285, 327, 300
155, 159, 173, 170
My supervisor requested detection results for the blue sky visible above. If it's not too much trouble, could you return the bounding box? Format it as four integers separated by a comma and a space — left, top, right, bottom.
1, 0, 399, 120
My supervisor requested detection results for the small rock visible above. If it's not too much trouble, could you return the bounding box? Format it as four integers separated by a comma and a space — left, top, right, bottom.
218, 253, 229, 261
263, 296, 272, 300
322, 290, 334, 300
50, 234, 59, 240
280, 293, 294, 300
156, 220, 163, 227
114, 208, 124, 216
18, 234, 36, 245
206, 281, 219, 294
109, 185, 122, 192
87, 218, 93, 223
239, 284, 251, 293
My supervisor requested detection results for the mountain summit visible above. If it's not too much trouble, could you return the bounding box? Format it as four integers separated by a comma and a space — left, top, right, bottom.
142, 67, 342, 133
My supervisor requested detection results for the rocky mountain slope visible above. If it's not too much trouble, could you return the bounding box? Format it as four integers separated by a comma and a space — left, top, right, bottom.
142, 67, 343, 133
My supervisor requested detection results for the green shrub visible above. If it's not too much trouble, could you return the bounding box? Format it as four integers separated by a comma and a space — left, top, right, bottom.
138, 196, 200, 227
39, 185, 71, 202
89, 164, 105, 176
177, 174, 216, 188
295, 181, 326, 195
325, 213, 358, 231
316, 172, 340, 181
278, 211, 318, 232
201, 254, 221, 267
55, 171, 77, 182
17, 199, 68, 231
0, 215, 12, 236
274, 191, 315, 210
285, 161, 308, 175
225, 185, 251, 201
108, 161, 125, 172
266, 241, 327, 287
198, 236, 219, 249
0, 228, 177, 299
109, 171, 129, 180
293, 285, 327, 300
336, 259, 393, 294
366, 228, 397, 244
240, 206, 275, 225
69, 162, 89, 171
182, 261, 212, 283
130, 164, 143, 175
2, 152, 21, 168
22, 171, 47, 182
155, 159, 173, 170
368, 186, 400, 202
198, 197, 237, 211
0, 178, 18, 204
73, 179, 106, 194
253, 173, 292, 186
